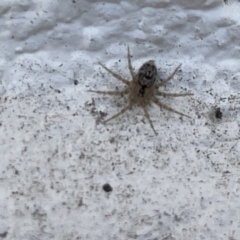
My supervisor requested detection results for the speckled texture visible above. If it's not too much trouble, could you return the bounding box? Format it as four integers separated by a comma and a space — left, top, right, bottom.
1, 0, 240, 239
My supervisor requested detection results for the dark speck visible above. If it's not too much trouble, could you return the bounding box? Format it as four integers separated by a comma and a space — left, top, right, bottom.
0, 231, 8, 238
78, 198, 83, 207
103, 183, 112, 192
215, 108, 222, 119
109, 137, 115, 143
74, 80, 79, 85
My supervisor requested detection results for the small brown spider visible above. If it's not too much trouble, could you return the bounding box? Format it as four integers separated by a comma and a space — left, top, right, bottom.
88, 47, 193, 135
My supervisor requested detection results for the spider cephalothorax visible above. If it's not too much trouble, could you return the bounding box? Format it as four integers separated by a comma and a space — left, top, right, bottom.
88, 47, 193, 135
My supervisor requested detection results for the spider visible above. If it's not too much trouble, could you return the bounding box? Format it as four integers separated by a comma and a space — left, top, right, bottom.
88, 47, 193, 135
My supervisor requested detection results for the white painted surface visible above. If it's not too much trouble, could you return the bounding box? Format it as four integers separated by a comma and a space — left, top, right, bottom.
1, 1, 240, 239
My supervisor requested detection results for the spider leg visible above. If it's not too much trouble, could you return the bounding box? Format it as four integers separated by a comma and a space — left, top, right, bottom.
142, 105, 157, 135
155, 64, 182, 88
98, 62, 130, 86
87, 89, 128, 96
104, 103, 132, 123
127, 46, 135, 80
156, 91, 193, 97
152, 96, 191, 118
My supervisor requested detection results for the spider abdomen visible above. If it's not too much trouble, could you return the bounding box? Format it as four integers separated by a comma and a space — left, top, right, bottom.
137, 60, 157, 88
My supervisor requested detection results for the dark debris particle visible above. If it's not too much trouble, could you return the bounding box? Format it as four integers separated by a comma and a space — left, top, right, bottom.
74, 80, 79, 85
103, 183, 112, 192
0, 231, 8, 238
215, 108, 222, 119
78, 198, 83, 207
109, 137, 115, 143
